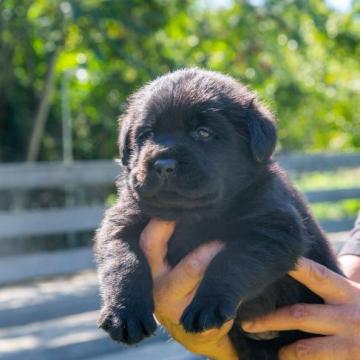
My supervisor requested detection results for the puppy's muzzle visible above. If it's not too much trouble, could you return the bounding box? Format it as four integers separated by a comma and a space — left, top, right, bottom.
153, 158, 177, 178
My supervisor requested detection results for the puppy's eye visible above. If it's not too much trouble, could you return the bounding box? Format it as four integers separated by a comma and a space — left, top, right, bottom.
138, 128, 154, 142
192, 126, 214, 141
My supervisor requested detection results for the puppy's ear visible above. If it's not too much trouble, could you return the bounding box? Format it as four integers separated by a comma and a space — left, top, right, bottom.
118, 114, 132, 167
246, 99, 277, 163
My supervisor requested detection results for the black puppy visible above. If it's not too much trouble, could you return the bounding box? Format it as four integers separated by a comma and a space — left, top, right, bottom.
95, 68, 341, 359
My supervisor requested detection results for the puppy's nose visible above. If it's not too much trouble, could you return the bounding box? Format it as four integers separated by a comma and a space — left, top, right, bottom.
153, 159, 177, 177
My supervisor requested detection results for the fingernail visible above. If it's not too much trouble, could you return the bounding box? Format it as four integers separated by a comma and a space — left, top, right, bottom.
210, 240, 224, 252
151, 218, 174, 227
199, 241, 223, 258
241, 320, 254, 330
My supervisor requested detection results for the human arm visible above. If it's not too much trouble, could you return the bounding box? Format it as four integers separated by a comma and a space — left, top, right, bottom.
139, 219, 238, 360
339, 255, 360, 282
339, 213, 360, 282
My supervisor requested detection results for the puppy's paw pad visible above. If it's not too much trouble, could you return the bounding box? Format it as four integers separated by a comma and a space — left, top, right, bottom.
97, 305, 157, 344
180, 299, 236, 333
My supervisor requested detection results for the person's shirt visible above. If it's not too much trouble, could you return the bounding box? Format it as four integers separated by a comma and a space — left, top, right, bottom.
339, 212, 360, 256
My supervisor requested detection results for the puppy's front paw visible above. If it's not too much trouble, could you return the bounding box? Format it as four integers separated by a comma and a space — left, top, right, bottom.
180, 297, 237, 333
97, 304, 157, 345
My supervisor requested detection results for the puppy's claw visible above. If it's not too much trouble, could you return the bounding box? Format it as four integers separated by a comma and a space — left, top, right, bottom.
98, 305, 157, 344
180, 298, 236, 333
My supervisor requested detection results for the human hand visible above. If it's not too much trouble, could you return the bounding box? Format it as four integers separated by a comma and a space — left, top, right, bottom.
139, 219, 238, 360
241, 257, 360, 360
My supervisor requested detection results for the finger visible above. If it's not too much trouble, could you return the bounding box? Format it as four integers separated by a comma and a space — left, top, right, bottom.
288, 257, 353, 304
140, 219, 175, 279
242, 303, 345, 335
279, 336, 358, 360
176, 319, 234, 346
157, 241, 224, 302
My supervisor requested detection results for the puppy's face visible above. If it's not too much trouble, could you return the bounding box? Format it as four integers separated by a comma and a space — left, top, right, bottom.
119, 69, 276, 220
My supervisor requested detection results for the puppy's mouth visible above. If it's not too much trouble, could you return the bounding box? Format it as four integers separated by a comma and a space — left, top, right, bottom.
144, 190, 220, 209
129, 172, 221, 210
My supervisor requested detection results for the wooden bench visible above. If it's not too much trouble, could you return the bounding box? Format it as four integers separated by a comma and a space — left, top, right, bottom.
0, 153, 359, 285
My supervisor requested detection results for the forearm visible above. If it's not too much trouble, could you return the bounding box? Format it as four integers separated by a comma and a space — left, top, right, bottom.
338, 212, 360, 282
338, 255, 360, 282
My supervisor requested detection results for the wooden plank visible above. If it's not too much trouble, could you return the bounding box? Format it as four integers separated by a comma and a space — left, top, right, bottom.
0, 287, 98, 329
0, 160, 119, 190
0, 203, 354, 240
0, 153, 359, 191
0, 271, 99, 327
320, 218, 355, 233
277, 153, 360, 172
305, 188, 360, 203
0, 233, 348, 360
1, 231, 342, 330
0, 232, 347, 286
0, 247, 95, 285
92, 341, 200, 360
0, 310, 169, 360
0, 206, 106, 238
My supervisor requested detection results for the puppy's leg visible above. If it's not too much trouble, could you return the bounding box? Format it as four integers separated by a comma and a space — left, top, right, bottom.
181, 214, 304, 333
95, 205, 156, 344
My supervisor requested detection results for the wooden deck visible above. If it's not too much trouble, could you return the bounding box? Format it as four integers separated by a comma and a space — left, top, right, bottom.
0, 233, 348, 360
0, 269, 201, 360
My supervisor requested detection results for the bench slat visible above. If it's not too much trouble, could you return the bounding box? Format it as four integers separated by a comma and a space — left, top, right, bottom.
0, 206, 105, 238
0, 160, 119, 189
277, 153, 360, 172
305, 188, 360, 203
319, 218, 355, 233
0, 247, 95, 285
0, 207, 355, 239
0, 233, 348, 286
0, 154, 359, 190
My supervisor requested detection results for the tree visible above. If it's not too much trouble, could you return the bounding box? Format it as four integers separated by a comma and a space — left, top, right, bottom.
0, 0, 358, 162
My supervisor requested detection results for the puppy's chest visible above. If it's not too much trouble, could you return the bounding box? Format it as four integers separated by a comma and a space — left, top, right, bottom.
165, 220, 245, 267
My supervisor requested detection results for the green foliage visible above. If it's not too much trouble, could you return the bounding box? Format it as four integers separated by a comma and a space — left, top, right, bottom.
294, 168, 360, 190
310, 199, 360, 220
0, 0, 359, 161
293, 169, 360, 220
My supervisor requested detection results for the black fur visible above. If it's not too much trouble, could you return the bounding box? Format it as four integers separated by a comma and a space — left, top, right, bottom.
94, 68, 341, 359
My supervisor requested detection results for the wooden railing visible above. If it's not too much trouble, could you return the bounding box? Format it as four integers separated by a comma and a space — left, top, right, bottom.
0, 153, 359, 285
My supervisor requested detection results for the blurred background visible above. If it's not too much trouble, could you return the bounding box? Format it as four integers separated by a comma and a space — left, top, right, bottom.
0, 0, 359, 359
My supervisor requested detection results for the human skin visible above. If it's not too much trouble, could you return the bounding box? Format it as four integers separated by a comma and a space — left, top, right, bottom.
139, 219, 237, 360
241, 257, 360, 360
339, 255, 360, 283
139, 219, 360, 360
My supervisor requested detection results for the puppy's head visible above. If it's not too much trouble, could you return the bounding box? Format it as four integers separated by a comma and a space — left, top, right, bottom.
118, 68, 276, 219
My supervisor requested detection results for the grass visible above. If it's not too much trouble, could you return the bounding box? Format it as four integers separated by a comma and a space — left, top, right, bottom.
293, 168, 360, 191
309, 199, 359, 220
292, 168, 359, 220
